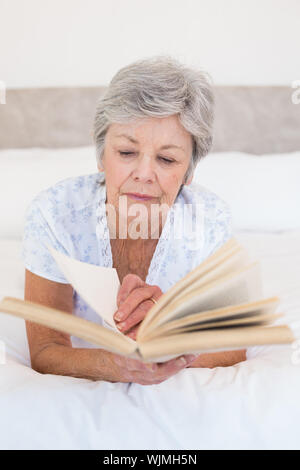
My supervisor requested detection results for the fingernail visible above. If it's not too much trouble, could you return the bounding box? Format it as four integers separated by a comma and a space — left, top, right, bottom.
115, 311, 123, 321
118, 321, 126, 330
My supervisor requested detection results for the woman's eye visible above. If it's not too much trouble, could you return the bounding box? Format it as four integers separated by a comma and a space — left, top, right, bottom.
158, 156, 174, 164
119, 151, 134, 156
119, 152, 174, 164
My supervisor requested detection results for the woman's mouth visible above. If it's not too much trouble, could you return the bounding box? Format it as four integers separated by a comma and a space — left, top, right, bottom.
124, 193, 156, 201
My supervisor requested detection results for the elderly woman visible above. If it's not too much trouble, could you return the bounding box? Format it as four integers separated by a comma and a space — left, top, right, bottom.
23, 56, 246, 385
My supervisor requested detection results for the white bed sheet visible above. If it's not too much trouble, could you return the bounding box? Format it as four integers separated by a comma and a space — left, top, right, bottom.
0, 231, 299, 450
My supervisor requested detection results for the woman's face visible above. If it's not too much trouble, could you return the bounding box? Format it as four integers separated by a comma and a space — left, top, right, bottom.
99, 115, 194, 236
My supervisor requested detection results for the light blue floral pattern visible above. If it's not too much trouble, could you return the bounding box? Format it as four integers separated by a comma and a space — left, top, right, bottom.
21, 172, 232, 348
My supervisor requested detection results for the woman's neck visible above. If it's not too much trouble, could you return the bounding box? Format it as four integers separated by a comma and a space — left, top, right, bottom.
110, 237, 158, 283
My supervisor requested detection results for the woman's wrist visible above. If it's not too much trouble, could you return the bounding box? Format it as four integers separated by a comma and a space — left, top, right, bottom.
95, 349, 129, 383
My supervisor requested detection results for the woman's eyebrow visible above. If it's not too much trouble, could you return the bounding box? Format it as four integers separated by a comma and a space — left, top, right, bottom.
115, 133, 184, 151
160, 144, 184, 151
116, 133, 138, 144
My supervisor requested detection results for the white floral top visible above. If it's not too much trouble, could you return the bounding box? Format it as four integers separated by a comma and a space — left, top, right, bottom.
21, 172, 233, 348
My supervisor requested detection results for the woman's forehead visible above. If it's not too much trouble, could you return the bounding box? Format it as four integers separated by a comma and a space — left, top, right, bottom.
107, 117, 192, 149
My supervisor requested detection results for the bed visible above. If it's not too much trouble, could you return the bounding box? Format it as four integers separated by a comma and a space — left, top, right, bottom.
0, 86, 299, 450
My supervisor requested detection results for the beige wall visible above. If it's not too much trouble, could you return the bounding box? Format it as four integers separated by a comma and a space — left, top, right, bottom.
1, 0, 300, 89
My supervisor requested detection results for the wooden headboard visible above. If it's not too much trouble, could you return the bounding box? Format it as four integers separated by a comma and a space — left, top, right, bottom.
0, 86, 299, 154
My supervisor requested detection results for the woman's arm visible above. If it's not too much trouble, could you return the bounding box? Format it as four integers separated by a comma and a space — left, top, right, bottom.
24, 270, 194, 384
186, 349, 247, 368
25, 269, 123, 381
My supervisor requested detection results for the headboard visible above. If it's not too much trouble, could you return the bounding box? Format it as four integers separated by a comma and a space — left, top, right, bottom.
0, 86, 299, 154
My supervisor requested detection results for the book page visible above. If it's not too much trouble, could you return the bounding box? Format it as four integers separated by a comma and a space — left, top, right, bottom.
47, 244, 120, 328
0, 297, 137, 356
174, 247, 249, 303
149, 313, 283, 337
137, 236, 240, 339
138, 325, 295, 362
144, 261, 263, 336
142, 297, 280, 340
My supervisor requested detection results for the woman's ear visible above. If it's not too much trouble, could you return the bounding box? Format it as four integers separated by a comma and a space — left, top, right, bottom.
97, 162, 104, 172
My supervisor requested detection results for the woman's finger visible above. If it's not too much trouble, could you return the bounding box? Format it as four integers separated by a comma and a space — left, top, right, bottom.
129, 354, 198, 385
116, 274, 145, 308
117, 308, 145, 333
114, 285, 160, 322
157, 354, 198, 375
117, 299, 154, 333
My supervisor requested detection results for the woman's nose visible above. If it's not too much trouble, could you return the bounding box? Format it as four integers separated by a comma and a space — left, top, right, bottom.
132, 155, 156, 182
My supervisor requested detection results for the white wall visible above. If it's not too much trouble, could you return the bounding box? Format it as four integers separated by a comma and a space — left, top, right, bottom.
1, 0, 299, 88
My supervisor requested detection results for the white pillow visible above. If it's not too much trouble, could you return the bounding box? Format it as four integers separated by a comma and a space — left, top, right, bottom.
0, 239, 29, 365
0, 147, 97, 239
192, 152, 300, 231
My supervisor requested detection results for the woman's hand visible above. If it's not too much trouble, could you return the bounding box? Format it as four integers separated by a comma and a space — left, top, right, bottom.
112, 352, 198, 385
113, 274, 163, 340
112, 274, 198, 384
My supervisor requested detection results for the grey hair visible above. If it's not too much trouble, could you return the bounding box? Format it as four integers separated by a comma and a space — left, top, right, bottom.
93, 55, 214, 183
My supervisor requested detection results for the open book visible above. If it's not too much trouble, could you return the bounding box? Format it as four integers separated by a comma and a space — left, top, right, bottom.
0, 237, 295, 363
